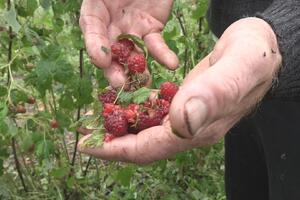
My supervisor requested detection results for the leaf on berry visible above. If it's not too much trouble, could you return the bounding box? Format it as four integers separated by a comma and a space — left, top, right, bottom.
82, 129, 104, 148
118, 91, 134, 104
118, 34, 149, 59
132, 87, 152, 104
76, 115, 102, 130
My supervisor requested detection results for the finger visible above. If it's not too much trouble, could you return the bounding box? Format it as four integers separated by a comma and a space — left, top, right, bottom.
182, 53, 211, 84
80, 0, 111, 68
144, 33, 179, 70
77, 127, 93, 136
103, 61, 127, 88
170, 46, 277, 138
78, 123, 187, 164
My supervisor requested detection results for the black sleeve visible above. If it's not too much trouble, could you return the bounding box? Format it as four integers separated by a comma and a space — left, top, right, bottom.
256, 0, 300, 101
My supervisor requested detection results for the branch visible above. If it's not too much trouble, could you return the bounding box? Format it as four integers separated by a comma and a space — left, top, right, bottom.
70, 48, 84, 167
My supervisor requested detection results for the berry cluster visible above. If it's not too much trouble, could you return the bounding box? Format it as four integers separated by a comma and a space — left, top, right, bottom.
98, 81, 178, 142
111, 39, 146, 75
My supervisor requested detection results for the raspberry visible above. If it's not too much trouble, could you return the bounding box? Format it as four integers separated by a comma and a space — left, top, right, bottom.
156, 99, 170, 115
111, 39, 134, 63
102, 103, 121, 118
127, 54, 146, 74
98, 89, 117, 104
27, 96, 36, 104
16, 105, 26, 113
103, 133, 117, 142
160, 82, 179, 102
123, 104, 139, 123
50, 119, 59, 129
129, 110, 164, 134
119, 39, 134, 51
104, 110, 128, 137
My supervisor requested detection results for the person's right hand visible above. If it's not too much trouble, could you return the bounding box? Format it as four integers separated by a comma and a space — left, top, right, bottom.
80, 0, 179, 88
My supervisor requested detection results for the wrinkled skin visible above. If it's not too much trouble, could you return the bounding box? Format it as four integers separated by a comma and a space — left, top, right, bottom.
79, 0, 282, 165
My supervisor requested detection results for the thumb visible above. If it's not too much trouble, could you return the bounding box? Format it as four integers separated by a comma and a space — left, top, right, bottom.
169, 51, 274, 138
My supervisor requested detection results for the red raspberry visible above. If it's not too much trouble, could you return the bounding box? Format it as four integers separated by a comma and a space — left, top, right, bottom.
123, 104, 139, 123
16, 105, 26, 113
102, 103, 121, 118
119, 39, 134, 51
27, 96, 36, 104
127, 54, 146, 74
129, 110, 164, 133
104, 110, 128, 137
160, 82, 179, 102
143, 100, 153, 109
156, 99, 170, 115
98, 89, 117, 104
103, 133, 117, 142
50, 119, 59, 129
111, 39, 134, 63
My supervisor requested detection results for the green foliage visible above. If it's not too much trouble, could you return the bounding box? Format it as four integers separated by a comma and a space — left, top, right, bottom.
0, 0, 224, 199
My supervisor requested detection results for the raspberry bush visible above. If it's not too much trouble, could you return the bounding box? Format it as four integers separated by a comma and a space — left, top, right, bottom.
0, 1, 224, 199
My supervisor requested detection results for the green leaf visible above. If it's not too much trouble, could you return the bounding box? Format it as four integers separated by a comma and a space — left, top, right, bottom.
0, 120, 8, 135
56, 111, 71, 129
26, 60, 53, 96
67, 177, 75, 189
10, 89, 28, 104
0, 103, 8, 120
36, 140, 54, 158
27, 0, 38, 16
132, 87, 152, 104
118, 34, 148, 58
53, 60, 74, 84
115, 166, 134, 187
118, 91, 134, 104
0, 85, 7, 97
82, 129, 104, 148
7, 119, 18, 137
192, 0, 208, 20
4, 5, 21, 33
96, 69, 108, 89
51, 167, 70, 179
40, 0, 52, 10
58, 93, 75, 110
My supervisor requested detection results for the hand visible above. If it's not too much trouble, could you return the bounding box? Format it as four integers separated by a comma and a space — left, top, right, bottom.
78, 18, 282, 164
80, 0, 178, 88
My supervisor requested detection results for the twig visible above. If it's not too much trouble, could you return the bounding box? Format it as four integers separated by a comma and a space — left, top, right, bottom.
83, 156, 92, 177
12, 138, 28, 192
70, 48, 84, 168
7, 0, 28, 193
175, 11, 189, 77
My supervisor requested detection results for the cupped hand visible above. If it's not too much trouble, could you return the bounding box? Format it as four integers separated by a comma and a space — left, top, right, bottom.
80, 0, 178, 88
78, 18, 282, 164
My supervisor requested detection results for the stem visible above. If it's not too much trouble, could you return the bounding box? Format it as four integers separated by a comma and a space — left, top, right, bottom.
7, 0, 27, 193
7, 0, 13, 85
50, 88, 57, 113
12, 138, 28, 192
83, 156, 92, 177
70, 49, 84, 168
175, 11, 189, 78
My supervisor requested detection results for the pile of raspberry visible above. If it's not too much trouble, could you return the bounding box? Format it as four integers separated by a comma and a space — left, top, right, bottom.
98, 81, 179, 142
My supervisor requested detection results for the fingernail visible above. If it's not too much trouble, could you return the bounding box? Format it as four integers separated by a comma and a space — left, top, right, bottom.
184, 98, 208, 136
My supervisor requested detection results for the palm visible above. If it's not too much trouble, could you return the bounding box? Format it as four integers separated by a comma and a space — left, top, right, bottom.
80, 0, 178, 87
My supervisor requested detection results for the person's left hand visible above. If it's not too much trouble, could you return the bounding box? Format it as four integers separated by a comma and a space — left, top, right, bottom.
78, 18, 282, 164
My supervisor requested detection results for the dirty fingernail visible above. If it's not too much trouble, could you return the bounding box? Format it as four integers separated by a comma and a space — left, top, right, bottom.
184, 98, 208, 136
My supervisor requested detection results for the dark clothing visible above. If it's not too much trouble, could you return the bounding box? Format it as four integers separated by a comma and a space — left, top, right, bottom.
208, 0, 300, 100
226, 100, 300, 200
207, 0, 300, 200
